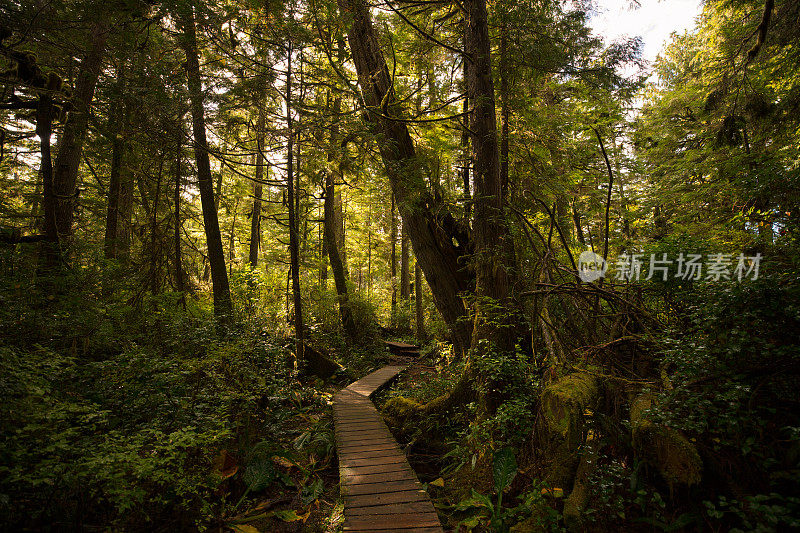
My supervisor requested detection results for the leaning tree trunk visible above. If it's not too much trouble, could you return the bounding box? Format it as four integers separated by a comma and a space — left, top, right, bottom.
337, 0, 473, 355
52, 15, 109, 249
178, 4, 233, 323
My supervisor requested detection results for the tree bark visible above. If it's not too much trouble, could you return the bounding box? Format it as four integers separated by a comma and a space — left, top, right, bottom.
390, 192, 397, 325
400, 222, 410, 300
499, 18, 510, 199
36, 94, 58, 268
286, 44, 304, 370
52, 15, 109, 246
178, 4, 233, 322
324, 94, 356, 337
415, 261, 425, 342
174, 114, 185, 300
150, 156, 163, 295
461, 51, 472, 223
249, 105, 265, 268
466, 0, 516, 352
104, 62, 127, 270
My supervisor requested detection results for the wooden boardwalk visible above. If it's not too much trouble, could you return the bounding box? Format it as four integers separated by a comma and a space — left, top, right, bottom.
334, 352, 443, 532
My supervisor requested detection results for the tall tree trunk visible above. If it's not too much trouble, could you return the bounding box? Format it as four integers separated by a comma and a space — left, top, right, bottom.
228, 197, 238, 278
415, 261, 425, 342
249, 105, 265, 269
104, 63, 127, 276
400, 222, 410, 299
36, 94, 58, 268
150, 156, 163, 295
399, 221, 410, 330
499, 18, 510, 199
174, 115, 185, 301
465, 0, 521, 415
390, 193, 397, 326
572, 200, 586, 246
461, 52, 471, 222
323, 93, 356, 337
178, 4, 233, 322
52, 16, 109, 247
286, 45, 304, 370
338, 0, 473, 355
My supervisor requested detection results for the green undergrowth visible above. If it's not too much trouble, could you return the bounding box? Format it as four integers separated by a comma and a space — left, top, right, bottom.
0, 265, 367, 531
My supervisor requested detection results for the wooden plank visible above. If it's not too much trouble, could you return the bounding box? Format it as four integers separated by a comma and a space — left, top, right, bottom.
343, 480, 423, 496
339, 444, 401, 456
384, 341, 419, 349
342, 470, 419, 484
343, 525, 442, 533
341, 463, 414, 476
336, 423, 390, 433
340, 455, 408, 468
338, 436, 397, 447
345, 501, 438, 517
343, 514, 441, 530
339, 448, 407, 461
345, 490, 430, 508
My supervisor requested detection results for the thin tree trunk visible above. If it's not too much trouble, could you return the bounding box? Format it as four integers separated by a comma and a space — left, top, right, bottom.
324, 93, 356, 337
174, 116, 185, 302
229, 197, 238, 278
572, 200, 586, 246
150, 156, 164, 295
178, 4, 233, 322
367, 205, 372, 295
117, 161, 134, 262
415, 262, 425, 342
249, 105, 265, 268
400, 221, 410, 330
499, 18, 510, 199
286, 44, 304, 370
52, 16, 109, 246
36, 94, 58, 267
104, 63, 127, 275
390, 193, 397, 326
461, 35, 471, 222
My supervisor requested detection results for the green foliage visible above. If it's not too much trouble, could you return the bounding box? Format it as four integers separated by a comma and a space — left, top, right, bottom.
0, 265, 322, 529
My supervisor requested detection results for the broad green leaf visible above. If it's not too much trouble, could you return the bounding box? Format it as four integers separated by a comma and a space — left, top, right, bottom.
492, 447, 517, 493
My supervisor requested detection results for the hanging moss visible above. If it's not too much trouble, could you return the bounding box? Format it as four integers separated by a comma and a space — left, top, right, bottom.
630, 394, 702, 487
